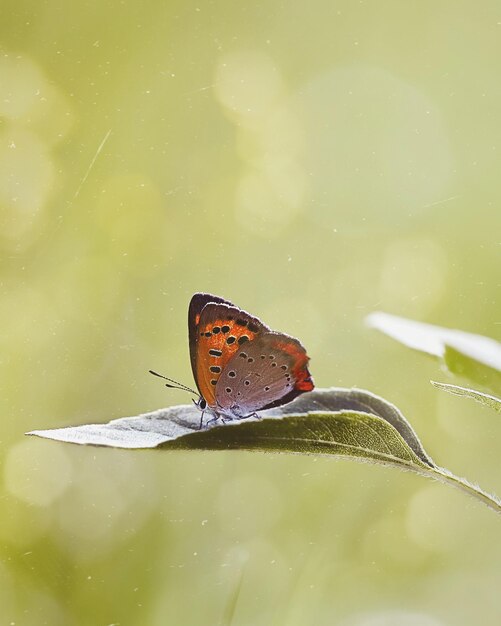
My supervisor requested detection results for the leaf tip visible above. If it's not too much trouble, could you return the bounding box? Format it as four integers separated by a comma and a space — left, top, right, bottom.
364, 311, 383, 328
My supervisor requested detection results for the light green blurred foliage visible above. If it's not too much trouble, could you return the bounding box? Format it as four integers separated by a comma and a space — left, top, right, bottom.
1, 1, 500, 624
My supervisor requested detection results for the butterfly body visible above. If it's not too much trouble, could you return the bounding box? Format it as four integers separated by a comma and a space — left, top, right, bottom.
188, 293, 314, 424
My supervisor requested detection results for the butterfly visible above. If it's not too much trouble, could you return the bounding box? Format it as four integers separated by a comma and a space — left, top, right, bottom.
151, 293, 314, 428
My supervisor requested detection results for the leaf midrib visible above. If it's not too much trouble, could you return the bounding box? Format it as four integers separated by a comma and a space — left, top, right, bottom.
191, 432, 426, 468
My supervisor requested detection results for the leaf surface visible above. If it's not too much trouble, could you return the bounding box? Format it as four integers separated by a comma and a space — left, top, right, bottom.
27, 387, 501, 514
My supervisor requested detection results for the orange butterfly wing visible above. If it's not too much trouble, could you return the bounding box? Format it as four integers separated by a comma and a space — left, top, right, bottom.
190, 300, 269, 407
188, 293, 233, 379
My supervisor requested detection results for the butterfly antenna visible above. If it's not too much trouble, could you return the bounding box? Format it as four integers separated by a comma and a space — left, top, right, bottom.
148, 370, 198, 395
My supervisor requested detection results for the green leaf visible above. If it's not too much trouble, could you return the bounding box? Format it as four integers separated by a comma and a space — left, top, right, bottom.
431, 381, 501, 413
27, 388, 501, 514
443, 345, 501, 393
366, 312, 501, 394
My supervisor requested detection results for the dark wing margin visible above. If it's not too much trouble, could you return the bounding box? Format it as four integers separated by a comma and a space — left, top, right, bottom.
188, 293, 234, 386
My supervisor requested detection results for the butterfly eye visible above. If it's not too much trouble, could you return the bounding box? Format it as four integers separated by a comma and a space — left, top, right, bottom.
199, 399, 207, 410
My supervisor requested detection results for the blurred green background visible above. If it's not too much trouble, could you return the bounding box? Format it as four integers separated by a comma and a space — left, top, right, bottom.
1, 1, 501, 624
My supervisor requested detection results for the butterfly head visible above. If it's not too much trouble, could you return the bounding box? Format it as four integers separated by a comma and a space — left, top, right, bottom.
194, 396, 207, 411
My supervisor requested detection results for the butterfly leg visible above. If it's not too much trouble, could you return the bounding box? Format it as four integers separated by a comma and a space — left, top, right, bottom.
200, 411, 223, 429
237, 412, 260, 421
205, 415, 223, 429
